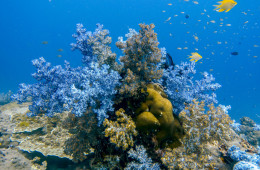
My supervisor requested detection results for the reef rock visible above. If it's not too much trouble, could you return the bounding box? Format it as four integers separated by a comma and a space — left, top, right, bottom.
0, 102, 73, 160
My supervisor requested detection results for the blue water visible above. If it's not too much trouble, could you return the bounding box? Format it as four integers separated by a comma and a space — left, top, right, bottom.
0, 0, 259, 123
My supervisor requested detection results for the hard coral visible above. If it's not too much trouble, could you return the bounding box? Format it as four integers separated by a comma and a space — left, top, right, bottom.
134, 84, 184, 148
116, 24, 163, 97
103, 108, 138, 150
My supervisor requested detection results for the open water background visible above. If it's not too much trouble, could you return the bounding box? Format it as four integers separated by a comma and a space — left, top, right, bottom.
0, 0, 259, 123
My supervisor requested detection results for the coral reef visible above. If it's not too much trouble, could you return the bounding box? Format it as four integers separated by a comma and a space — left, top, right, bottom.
12, 57, 120, 125
232, 117, 260, 148
0, 91, 12, 105
103, 108, 138, 150
125, 145, 160, 170
0, 148, 47, 170
228, 145, 260, 169
71, 23, 120, 71
116, 24, 163, 97
63, 107, 101, 163
134, 83, 184, 148
161, 61, 221, 114
10, 108, 73, 160
8, 22, 253, 169
161, 100, 237, 169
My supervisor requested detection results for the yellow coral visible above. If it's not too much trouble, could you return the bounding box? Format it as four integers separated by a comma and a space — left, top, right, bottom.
103, 108, 138, 150
134, 84, 184, 148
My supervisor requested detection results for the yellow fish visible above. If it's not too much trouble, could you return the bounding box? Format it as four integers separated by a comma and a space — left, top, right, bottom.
42, 41, 48, 44
188, 52, 202, 62
214, 0, 237, 12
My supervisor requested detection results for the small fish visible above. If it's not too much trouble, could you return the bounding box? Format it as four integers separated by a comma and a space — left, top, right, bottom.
193, 1, 199, 4
214, 0, 237, 12
177, 47, 182, 50
185, 14, 190, 19
168, 3, 173, 6
165, 17, 171, 22
57, 55, 62, 57
188, 52, 202, 62
253, 56, 258, 58
193, 35, 199, 42
165, 53, 175, 69
57, 48, 63, 52
226, 24, 231, 26
210, 69, 214, 72
42, 41, 48, 44
162, 10, 166, 12
210, 20, 216, 23
253, 45, 259, 47
231, 52, 239, 55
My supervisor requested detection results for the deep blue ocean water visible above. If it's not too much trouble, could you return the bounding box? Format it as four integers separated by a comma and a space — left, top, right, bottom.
0, 0, 259, 123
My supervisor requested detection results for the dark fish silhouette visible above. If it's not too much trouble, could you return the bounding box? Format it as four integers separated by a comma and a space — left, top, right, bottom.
185, 15, 190, 19
231, 52, 239, 55
165, 53, 175, 69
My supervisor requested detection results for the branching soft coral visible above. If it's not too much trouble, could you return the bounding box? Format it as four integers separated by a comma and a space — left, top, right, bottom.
71, 23, 120, 71
179, 100, 235, 152
12, 57, 120, 125
116, 24, 163, 97
103, 108, 138, 150
161, 99, 236, 169
126, 145, 160, 170
162, 62, 221, 114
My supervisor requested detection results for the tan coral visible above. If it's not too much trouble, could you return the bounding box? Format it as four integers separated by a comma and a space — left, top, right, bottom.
8, 103, 73, 160
103, 108, 138, 150
116, 24, 163, 97
161, 99, 238, 169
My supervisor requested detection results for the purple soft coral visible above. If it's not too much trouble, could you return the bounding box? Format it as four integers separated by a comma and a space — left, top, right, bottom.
12, 57, 120, 125
162, 61, 221, 114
